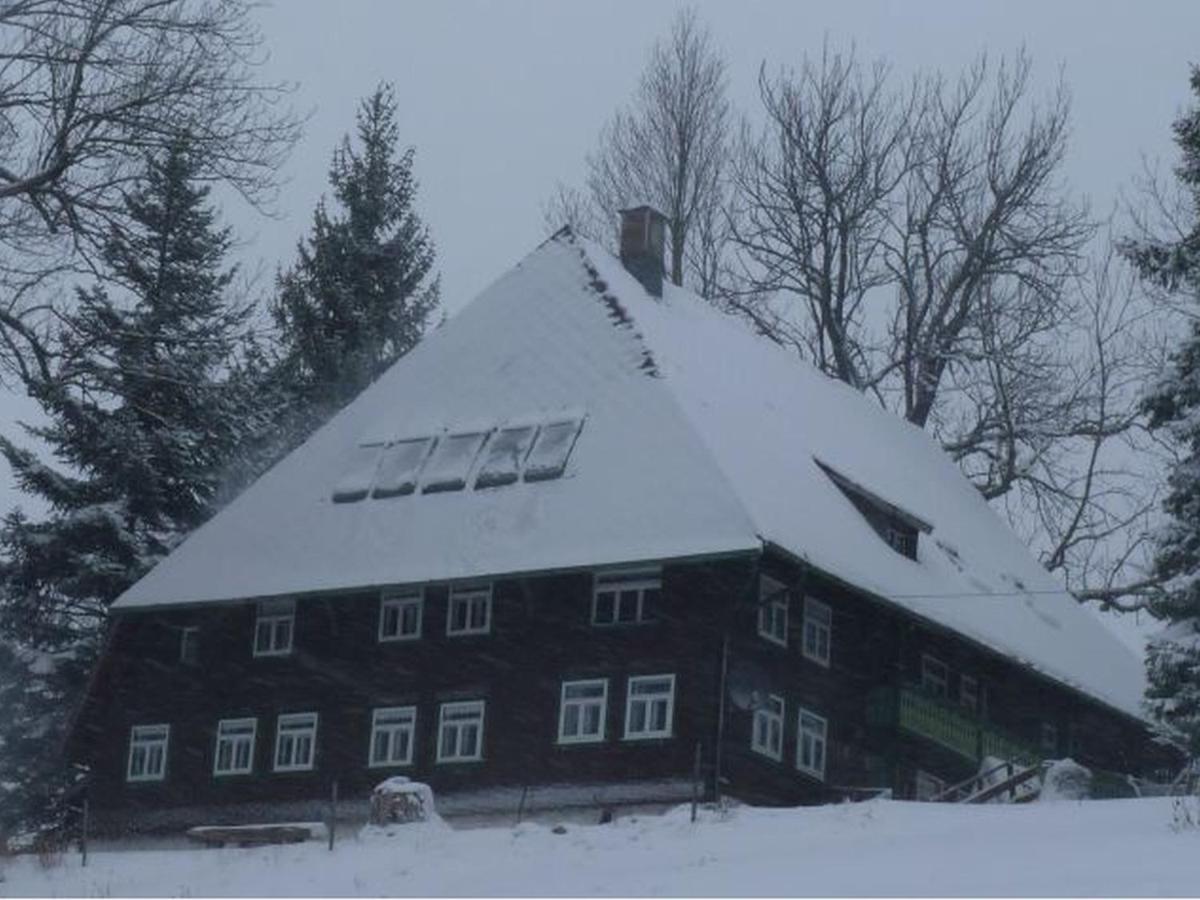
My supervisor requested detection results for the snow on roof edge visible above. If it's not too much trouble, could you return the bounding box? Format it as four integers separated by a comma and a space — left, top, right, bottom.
108, 543, 764, 614
761, 538, 1152, 728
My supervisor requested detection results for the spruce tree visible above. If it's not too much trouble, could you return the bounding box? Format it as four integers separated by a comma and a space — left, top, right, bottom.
1128, 67, 1200, 754
273, 83, 439, 436
0, 137, 255, 834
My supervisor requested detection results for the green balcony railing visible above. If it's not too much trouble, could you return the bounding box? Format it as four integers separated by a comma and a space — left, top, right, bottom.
867, 685, 1040, 766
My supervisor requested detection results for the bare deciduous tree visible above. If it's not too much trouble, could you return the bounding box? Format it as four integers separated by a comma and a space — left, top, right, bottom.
544, 7, 730, 296
731, 46, 1169, 610
0, 0, 300, 383
729, 45, 917, 388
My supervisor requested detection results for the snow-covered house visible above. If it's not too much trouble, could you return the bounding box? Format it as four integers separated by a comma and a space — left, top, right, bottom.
73, 208, 1171, 831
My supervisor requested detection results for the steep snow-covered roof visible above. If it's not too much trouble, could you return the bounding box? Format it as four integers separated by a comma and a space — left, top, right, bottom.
112, 231, 1146, 719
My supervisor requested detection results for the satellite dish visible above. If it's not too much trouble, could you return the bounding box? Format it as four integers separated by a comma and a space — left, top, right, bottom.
727, 659, 773, 711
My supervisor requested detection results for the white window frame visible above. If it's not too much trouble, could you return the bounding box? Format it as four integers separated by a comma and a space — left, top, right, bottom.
213, 718, 257, 777
369, 706, 417, 768
273, 712, 318, 772
446, 584, 492, 636
437, 700, 486, 763
921, 654, 949, 698
179, 626, 199, 665
557, 678, 608, 745
796, 708, 828, 780
751, 694, 785, 761
757, 575, 788, 647
379, 590, 423, 642
253, 598, 295, 657
591, 569, 661, 626
959, 674, 980, 713
126, 724, 170, 782
802, 597, 832, 666
623, 674, 676, 740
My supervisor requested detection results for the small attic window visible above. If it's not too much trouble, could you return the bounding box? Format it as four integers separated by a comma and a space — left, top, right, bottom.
421, 431, 489, 493
523, 417, 584, 482
332, 444, 384, 503
373, 438, 436, 498
475, 425, 538, 489
814, 458, 930, 561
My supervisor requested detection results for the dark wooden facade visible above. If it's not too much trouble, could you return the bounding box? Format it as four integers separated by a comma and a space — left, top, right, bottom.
73, 548, 1170, 832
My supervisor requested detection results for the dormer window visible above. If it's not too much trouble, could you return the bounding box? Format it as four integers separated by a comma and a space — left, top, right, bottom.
814, 459, 930, 561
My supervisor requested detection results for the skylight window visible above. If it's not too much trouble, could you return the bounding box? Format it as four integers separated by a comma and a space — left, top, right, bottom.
523, 417, 584, 482
475, 425, 538, 489
421, 431, 489, 493
331, 443, 384, 503
373, 438, 436, 498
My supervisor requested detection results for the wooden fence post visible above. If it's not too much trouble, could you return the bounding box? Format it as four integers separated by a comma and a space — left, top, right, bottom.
691, 741, 702, 823
80, 798, 89, 868
328, 779, 338, 851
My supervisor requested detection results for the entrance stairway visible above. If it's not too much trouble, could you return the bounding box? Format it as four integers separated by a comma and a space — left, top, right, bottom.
933, 759, 1047, 804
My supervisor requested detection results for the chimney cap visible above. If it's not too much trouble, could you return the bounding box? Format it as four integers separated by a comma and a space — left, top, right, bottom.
618, 205, 667, 220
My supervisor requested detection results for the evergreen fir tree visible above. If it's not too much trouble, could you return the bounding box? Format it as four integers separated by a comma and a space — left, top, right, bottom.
1128, 67, 1200, 754
273, 82, 439, 436
0, 137, 256, 834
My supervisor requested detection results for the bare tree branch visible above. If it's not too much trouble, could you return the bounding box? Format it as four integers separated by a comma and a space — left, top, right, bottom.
0, 0, 301, 383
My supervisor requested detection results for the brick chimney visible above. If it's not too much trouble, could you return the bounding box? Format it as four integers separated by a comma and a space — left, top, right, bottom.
619, 206, 667, 298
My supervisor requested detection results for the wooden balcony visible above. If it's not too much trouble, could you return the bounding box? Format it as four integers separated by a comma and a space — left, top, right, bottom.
867, 685, 1039, 766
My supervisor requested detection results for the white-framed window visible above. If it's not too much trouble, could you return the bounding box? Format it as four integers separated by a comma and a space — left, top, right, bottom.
446, 584, 492, 636
757, 574, 788, 646
959, 674, 979, 713
802, 597, 832, 666
796, 708, 828, 780
915, 770, 945, 801
273, 712, 318, 772
921, 654, 949, 698
437, 700, 485, 762
213, 718, 257, 776
254, 598, 295, 657
1041, 721, 1059, 757
379, 590, 423, 641
558, 679, 608, 744
624, 674, 675, 740
592, 568, 661, 625
369, 706, 417, 767
179, 626, 199, 665
752, 694, 785, 761
126, 724, 169, 782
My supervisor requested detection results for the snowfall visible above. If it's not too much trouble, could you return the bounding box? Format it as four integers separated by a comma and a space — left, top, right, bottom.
3, 796, 1199, 897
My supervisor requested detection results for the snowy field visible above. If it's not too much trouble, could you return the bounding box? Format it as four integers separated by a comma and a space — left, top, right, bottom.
2, 797, 1198, 897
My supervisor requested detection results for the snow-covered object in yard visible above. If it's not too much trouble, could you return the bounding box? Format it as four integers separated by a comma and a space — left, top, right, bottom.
110, 230, 1145, 721
369, 776, 435, 825
1040, 759, 1093, 802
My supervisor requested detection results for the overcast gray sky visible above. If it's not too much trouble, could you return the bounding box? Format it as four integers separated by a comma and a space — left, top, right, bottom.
2, 0, 1199, 561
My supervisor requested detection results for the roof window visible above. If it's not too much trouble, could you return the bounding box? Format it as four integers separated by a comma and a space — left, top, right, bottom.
331, 443, 384, 503
814, 458, 930, 561
524, 417, 584, 482
373, 437, 436, 498
421, 431, 489, 493
475, 425, 538, 489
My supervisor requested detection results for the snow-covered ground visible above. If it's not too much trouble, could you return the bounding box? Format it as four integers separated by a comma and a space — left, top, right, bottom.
3, 796, 1198, 897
